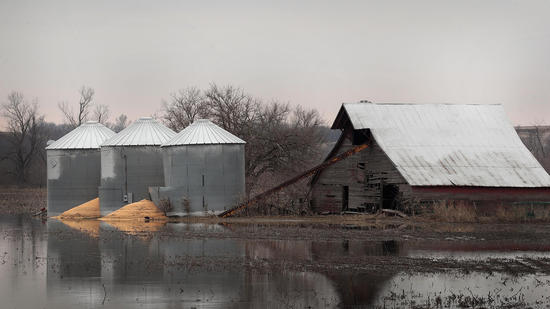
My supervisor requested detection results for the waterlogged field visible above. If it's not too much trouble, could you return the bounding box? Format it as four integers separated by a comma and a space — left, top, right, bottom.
2, 215, 550, 308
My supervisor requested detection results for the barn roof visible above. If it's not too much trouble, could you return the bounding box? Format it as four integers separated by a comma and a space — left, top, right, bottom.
101, 117, 176, 147
331, 102, 550, 187
162, 119, 245, 146
46, 121, 115, 150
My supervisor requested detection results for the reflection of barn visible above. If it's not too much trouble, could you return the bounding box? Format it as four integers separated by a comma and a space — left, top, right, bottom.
311, 102, 550, 213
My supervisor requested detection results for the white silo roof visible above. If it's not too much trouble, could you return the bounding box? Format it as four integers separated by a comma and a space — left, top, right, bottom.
101, 117, 176, 146
46, 121, 115, 150
162, 119, 245, 146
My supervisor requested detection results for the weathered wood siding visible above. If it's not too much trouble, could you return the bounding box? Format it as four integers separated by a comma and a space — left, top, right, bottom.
310, 131, 411, 213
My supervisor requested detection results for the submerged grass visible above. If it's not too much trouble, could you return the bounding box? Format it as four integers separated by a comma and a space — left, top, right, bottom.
0, 187, 46, 215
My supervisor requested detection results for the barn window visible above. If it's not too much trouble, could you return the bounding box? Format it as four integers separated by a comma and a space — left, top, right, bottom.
352, 130, 369, 145
342, 186, 349, 211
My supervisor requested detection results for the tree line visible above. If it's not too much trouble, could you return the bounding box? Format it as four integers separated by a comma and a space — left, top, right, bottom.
1, 84, 330, 200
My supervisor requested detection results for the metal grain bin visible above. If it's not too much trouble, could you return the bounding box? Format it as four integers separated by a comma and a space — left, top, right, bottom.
46, 121, 115, 216
159, 119, 245, 216
99, 117, 176, 216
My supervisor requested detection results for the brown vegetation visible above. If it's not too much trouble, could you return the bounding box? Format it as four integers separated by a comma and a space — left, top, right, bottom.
431, 199, 550, 223
0, 187, 46, 215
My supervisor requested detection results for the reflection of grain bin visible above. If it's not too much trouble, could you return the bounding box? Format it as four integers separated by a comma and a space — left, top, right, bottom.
159, 119, 245, 215
99, 117, 175, 216
46, 121, 115, 216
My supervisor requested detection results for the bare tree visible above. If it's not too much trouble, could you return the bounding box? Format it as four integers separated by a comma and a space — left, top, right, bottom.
58, 86, 95, 128
1, 92, 44, 184
110, 114, 129, 132
162, 87, 207, 131
160, 83, 327, 199
93, 104, 110, 124
203, 84, 259, 136
203, 84, 325, 195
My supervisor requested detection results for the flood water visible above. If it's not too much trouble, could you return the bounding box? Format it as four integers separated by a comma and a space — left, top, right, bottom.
2, 215, 550, 308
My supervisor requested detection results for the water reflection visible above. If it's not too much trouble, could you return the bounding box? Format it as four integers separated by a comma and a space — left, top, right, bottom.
1, 216, 550, 308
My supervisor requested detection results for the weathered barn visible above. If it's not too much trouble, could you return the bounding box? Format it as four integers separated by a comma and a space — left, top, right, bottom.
46, 121, 115, 216
99, 117, 176, 216
155, 119, 246, 216
310, 102, 550, 213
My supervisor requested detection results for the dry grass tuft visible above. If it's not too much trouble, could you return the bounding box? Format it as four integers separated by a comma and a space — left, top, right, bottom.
432, 200, 477, 223
431, 200, 550, 223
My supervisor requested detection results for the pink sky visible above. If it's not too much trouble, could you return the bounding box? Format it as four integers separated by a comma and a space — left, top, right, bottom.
1, 0, 549, 129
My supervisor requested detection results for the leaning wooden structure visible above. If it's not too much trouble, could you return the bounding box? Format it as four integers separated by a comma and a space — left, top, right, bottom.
310, 102, 550, 214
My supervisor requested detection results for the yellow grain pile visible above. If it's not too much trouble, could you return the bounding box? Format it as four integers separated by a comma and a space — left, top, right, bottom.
54, 198, 100, 219
100, 199, 167, 221
57, 219, 100, 238
103, 220, 166, 236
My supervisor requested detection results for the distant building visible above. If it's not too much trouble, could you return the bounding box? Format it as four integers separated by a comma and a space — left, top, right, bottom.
310, 102, 550, 213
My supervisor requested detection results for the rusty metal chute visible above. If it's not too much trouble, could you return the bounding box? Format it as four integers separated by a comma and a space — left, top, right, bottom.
219, 143, 368, 218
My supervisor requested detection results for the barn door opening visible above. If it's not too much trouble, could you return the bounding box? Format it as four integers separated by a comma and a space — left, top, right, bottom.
382, 184, 399, 209
342, 186, 349, 211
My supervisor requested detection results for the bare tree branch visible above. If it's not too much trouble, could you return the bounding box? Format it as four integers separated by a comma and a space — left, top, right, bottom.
94, 104, 110, 124
162, 87, 206, 131
58, 86, 95, 128
2, 91, 44, 184
110, 114, 128, 133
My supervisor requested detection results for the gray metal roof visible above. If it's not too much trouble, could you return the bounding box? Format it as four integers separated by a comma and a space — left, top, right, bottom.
101, 117, 176, 146
46, 121, 115, 150
162, 119, 245, 147
332, 102, 550, 187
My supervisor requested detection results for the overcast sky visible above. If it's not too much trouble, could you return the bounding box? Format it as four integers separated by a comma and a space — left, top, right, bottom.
1, 0, 549, 128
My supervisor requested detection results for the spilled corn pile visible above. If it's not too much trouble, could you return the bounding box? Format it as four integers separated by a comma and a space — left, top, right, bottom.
100, 199, 167, 221
103, 220, 166, 237
54, 198, 101, 219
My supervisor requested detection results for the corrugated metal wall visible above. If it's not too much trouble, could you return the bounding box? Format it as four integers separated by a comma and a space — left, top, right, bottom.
47, 149, 102, 216
99, 146, 165, 216
161, 144, 245, 215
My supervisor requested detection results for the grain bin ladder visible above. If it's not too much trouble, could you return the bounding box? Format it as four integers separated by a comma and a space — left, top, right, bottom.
219, 143, 368, 218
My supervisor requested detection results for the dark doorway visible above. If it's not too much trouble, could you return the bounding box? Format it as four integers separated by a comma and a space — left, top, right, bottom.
382, 184, 399, 209
342, 186, 349, 211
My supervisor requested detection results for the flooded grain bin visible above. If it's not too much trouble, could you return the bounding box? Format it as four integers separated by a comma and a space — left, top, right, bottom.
99, 117, 175, 216
157, 119, 245, 215
46, 121, 115, 216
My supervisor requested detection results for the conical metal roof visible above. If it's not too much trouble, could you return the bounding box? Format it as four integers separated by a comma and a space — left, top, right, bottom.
101, 117, 176, 146
46, 121, 115, 150
162, 119, 245, 147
